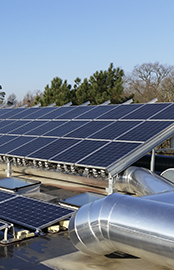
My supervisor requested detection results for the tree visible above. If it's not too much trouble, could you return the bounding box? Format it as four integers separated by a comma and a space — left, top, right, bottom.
124, 62, 174, 103
0, 85, 6, 104
38, 77, 72, 106
6, 93, 17, 106
17, 90, 43, 107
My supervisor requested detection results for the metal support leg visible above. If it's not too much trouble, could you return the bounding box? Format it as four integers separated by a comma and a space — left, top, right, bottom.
150, 149, 155, 172
6, 161, 12, 177
106, 174, 115, 195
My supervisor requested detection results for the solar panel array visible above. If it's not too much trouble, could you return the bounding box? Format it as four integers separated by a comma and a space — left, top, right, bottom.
0, 103, 174, 173
0, 190, 74, 231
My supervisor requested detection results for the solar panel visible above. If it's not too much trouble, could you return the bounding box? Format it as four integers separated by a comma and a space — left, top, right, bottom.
122, 103, 171, 119
89, 121, 142, 140
0, 109, 14, 118
43, 121, 89, 137
8, 121, 47, 135
50, 140, 108, 164
97, 104, 143, 119
8, 137, 57, 157
0, 195, 74, 230
0, 136, 35, 154
0, 135, 18, 146
39, 106, 76, 120
75, 105, 117, 119
0, 121, 30, 134
20, 107, 58, 119
0, 120, 16, 131
0, 190, 16, 202
65, 121, 115, 138
117, 121, 173, 142
151, 103, 174, 120
25, 121, 67, 136
1, 108, 28, 119
56, 106, 96, 119
77, 141, 142, 168
28, 138, 81, 160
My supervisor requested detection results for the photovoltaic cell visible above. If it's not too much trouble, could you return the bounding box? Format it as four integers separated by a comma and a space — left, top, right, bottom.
65, 121, 114, 138
9, 108, 41, 120
0, 120, 16, 131
40, 106, 76, 120
97, 104, 143, 119
0, 135, 18, 146
89, 121, 142, 140
20, 107, 58, 119
75, 105, 118, 119
8, 121, 47, 135
43, 121, 88, 137
0, 109, 14, 118
0, 190, 16, 202
28, 138, 80, 159
0, 136, 35, 154
151, 104, 174, 120
50, 139, 108, 163
122, 103, 171, 119
0, 108, 28, 119
8, 137, 56, 157
117, 121, 174, 142
0, 121, 30, 134
56, 106, 96, 119
25, 121, 67, 136
0, 196, 74, 230
78, 141, 142, 168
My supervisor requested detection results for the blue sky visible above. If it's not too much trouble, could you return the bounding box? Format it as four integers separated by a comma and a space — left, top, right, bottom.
1, 0, 174, 102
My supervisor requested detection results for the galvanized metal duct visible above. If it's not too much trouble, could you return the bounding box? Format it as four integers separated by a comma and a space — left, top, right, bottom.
115, 166, 174, 196
69, 167, 174, 267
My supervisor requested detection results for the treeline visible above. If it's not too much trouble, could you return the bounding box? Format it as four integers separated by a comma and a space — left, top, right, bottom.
2, 61, 174, 107
34, 63, 133, 107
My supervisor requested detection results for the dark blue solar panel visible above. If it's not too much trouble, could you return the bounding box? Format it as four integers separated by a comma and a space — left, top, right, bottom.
151, 104, 174, 120
89, 121, 142, 140
97, 104, 143, 119
0, 196, 74, 230
117, 121, 174, 142
0, 190, 16, 202
0, 120, 16, 131
28, 138, 81, 159
0, 135, 18, 146
0, 136, 34, 154
39, 106, 76, 120
0, 121, 30, 134
78, 141, 141, 168
122, 103, 171, 119
65, 121, 114, 138
8, 121, 47, 135
8, 108, 40, 120
56, 106, 96, 119
75, 105, 118, 119
43, 121, 88, 137
19, 107, 58, 120
25, 121, 67, 136
8, 137, 56, 157
0, 109, 14, 118
2, 108, 28, 119
50, 140, 108, 163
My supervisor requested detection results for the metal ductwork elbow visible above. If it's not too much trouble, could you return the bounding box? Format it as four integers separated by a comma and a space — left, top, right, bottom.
69, 167, 174, 268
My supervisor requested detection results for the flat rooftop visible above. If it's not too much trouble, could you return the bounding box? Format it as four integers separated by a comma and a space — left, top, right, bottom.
0, 177, 169, 270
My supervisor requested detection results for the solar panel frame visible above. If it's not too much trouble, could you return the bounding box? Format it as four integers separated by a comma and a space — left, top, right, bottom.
0, 195, 75, 230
